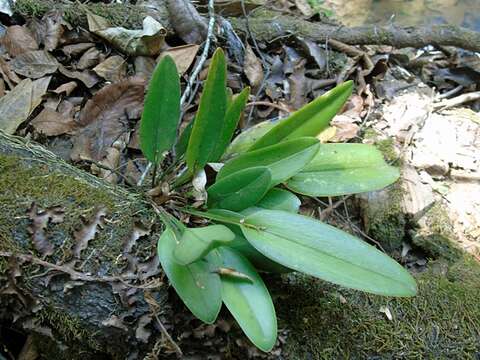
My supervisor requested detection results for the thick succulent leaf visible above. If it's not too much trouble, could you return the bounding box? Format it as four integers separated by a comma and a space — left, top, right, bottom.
257, 188, 301, 213
173, 225, 235, 265
217, 247, 277, 352
186, 48, 227, 172
210, 87, 250, 161
240, 210, 417, 297
157, 229, 222, 323
286, 143, 400, 197
217, 137, 320, 187
140, 55, 180, 163
223, 119, 280, 159
207, 167, 271, 212
249, 81, 353, 151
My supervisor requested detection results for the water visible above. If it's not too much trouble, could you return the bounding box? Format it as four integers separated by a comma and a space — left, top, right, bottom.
323, 0, 480, 31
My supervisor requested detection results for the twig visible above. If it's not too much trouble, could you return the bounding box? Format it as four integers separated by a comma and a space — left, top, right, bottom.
246, 101, 291, 112
436, 84, 464, 100
433, 91, 480, 110
180, 0, 216, 107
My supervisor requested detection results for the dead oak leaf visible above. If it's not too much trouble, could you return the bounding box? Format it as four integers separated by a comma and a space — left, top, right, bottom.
2, 25, 38, 57
27, 202, 65, 257
71, 77, 145, 162
93, 56, 127, 82
72, 208, 107, 258
58, 65, 100, 89
11, 50, 59, 79
77, 47, 103, 70
158, 44, 200, 75
0, 77, 51, 134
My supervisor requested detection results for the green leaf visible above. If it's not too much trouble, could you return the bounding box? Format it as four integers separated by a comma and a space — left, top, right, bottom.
210, 87, 250, 161
257, 188, 301, 213
240, 209, 417, 297
217, 137, 320, 187
217, 247, 277, 352
249, 81, 353, 151
174, 119, 193, 158
286, 143, 400, 196
207, 167, 271, 212
173, 225, 235, 265
186, 48, 227, 172
140, 55, 181, 163
157, 228, 222, 323
223, 119, 281, 159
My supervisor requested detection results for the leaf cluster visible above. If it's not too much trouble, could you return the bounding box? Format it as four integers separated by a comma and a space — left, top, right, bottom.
140, 49, 416, 351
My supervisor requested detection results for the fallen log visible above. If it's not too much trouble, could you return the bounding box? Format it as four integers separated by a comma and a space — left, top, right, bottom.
12, 0, 480, 52
1, 132, 480, 359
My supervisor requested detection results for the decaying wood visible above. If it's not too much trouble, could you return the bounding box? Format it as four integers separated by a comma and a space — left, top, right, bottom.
13, 0, 480, 52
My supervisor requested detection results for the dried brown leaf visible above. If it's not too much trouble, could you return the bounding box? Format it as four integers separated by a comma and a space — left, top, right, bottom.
30, 107, 76, 136
158, 44, 200, 75
0, 77, 51, 134
295, 0, 314, 16
87, 13, 166, 56
62, 43, 95, 57
134, 56, 156, 80
93, 56, 127, 82
11, 50, 59, 79
124, 222, 150, 254
58, 65, 100, 88
53, 81, 77, 96
71, 77, 145, 161
0, 57, 21, 88
102, 315, 129, 331
44, 11, 65, 51
27, 203, 65, 257
244, 45, 264, 88
2, 25, 38, 57
166, 0, 207, 44
77, 47, 103, 70
73, 208, 107, 258
124, 160, 142, 185
330, 114, 360, 142
289, 59, 308, 110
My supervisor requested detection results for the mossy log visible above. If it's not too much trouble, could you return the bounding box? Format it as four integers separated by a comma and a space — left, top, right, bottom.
13, 0, 480, 52
1, 131, 480, 359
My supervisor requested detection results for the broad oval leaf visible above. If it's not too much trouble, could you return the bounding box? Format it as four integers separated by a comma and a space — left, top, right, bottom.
217, 137, 320, 187
173, 224, 235, 265
286, 143, 400, 196
158, 229, 222, 323
257, 188, 301, 213
210, 87, 250, 161
240, 210, 417, 297
140, 55, 181, 163
207, 167, 271, 211
223, 119, 281, 159
249, 81, 353, 151
186, 48, 227, 172
217, 247, 277, 352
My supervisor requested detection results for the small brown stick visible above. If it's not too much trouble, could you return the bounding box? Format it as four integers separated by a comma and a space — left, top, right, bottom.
246, 101, 292, 113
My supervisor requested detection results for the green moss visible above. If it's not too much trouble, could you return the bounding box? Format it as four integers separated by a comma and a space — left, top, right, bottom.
411, 203, 462, 261
363, 183, 406, 251
14, 0, 149, 28
0, 154, 153, 272
279, 256, 480, 359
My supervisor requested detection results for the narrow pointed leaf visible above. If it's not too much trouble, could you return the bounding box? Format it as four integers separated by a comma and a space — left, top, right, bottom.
250, 81, 353, 151
257, 188, 301, 213
286, 143, 400, 196
186, 48, 227, 172
223, 119, 281, 159
140, 55, 181, 163
217, 247, 277, 352
173, 225, 235, 265
217, 137, 319, 187
207, 167, 271, 211
210, 87, 250, 161
240, 210, 417, 297
158, 229, 222, 323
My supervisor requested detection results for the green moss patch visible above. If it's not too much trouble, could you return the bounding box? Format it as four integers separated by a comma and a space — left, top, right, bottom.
278, 256, 480, 359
